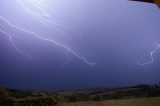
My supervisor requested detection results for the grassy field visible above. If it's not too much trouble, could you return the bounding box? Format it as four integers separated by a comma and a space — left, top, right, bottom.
57, 97, 160, 106
1, 85, 160, 105
112, 97, 160, 106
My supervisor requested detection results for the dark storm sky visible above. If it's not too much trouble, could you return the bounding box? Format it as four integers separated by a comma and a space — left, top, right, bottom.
0, 0, 160, 89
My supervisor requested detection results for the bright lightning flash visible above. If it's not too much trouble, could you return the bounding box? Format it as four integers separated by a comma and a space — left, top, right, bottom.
0, 0, 95, 66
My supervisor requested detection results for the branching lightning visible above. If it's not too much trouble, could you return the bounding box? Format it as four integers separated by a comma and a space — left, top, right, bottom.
0, 24, 32, 59
16, 0, 82, 39
138, 42, 160, 65
0, 0, 95, 66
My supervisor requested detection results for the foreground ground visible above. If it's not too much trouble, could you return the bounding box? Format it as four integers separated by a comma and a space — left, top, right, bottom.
57, 97, 160, 106
0, 84, 160, 105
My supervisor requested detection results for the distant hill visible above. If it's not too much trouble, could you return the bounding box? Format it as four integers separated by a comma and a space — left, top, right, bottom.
0, 84, 160, 106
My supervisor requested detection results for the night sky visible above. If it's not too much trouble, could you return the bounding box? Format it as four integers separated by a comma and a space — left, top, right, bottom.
0, 0, 160, 90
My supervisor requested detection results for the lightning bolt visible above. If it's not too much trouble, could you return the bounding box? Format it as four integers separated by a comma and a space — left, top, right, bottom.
138, 42, 160, 65
0, 25, 32, 59
0, 0, 95, 66
16, 0, 82, 39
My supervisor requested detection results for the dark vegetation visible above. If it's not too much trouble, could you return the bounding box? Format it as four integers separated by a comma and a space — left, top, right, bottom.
0, 83, 160, 106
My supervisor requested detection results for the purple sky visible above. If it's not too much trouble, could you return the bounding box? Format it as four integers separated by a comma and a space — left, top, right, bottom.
0, 0, 160, 89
